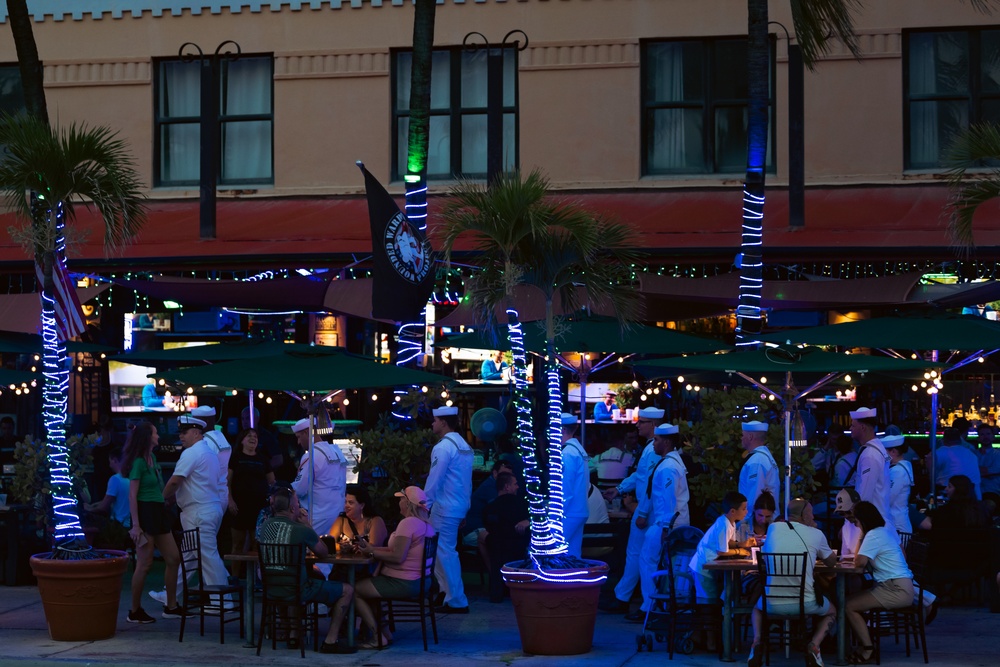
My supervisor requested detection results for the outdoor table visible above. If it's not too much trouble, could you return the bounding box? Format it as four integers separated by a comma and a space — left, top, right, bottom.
704, 558, 864, 665
224, 551, 372, 650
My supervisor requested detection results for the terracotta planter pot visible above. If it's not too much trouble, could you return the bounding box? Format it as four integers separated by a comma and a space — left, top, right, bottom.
502, 559, 609, 655
30, 550, 129, 641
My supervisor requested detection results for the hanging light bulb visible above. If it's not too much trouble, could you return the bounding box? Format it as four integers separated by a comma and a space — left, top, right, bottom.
258, 392, 264, 399
265, 396, 273, 404
653, 387, 660, 395
759, 376, 767, 384
421, 386, 428, 393
186, 386, 194, 394
158, 379, 165, 386
445, 399, 453, 407
844, 374, 852, 383
685, 384, 693, 391
632, 380, 639, 388
923, 372, 931, 379
912, 385, 919, 392
768, 394, 775, 401
639, 394, 648, 401
693, 385, 701, 392
394, 396, 401, 403
77, 366, 83, 373
930, 371, 938, 378
232, 389, 238, 396
920, 381, 927, 388
371, 393, 378, 401
342, 398, 350, 406
979, 357, 985, 363
677, 376, 685, 383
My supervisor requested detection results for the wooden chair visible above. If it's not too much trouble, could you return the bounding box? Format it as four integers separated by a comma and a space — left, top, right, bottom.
177, 528, 244, 644
757, 551, 809, 666
256, 542, 321, 657
376, 533, 440, 651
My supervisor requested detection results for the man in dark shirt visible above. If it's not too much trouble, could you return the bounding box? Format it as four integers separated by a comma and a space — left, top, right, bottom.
482, 472, 529, 602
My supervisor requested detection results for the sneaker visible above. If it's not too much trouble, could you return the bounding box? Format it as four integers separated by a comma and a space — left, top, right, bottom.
747, 643, 763, 667
148, 589, 168, 605
162, 605, 188, 619
805, 644, 825, 667
127, 608, 156, 624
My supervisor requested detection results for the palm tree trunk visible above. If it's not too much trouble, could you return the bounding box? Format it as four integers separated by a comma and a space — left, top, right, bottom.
736, 0, 769, 347
5, 0, 48, 123
35, 199, 85, 546
505, 308, 552, 557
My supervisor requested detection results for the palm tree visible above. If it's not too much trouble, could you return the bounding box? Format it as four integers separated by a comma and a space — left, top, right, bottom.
736, 1, 862, 346
436, 169, 641, 560
0, 113, 146, 550
944, 122, 1000, 251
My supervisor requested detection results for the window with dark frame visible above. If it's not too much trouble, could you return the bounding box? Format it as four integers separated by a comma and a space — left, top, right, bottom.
904, 28, 1000, 170
153, 55, 274, 188
392, 47, 518, 182
0, 64, 26, 116
641, 37, 774, 176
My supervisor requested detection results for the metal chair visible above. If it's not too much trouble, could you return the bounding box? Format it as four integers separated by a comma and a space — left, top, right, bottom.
177, 527, 244, 644
757, 551, 809, 665
256, 541, 321, 657
376, 533, 440, 651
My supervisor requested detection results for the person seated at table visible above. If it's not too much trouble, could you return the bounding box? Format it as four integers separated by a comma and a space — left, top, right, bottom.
354, 486, 437, 649
834, 488, 864, 558
747, 498, 837, 667
844, 501, 915, 665
258, 486, 355, 654
480, 350, 508, 381
328, 484, 388, 581
688, 491, 750, 603
736, 490, 776, 546
482, 472, 530, 602
918, 474, 991, 531
593, 391, 619, 422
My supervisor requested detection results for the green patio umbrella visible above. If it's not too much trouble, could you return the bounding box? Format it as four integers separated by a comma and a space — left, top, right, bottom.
445, 317, 728, 444
0, 368, 38, 387
151, 347, 452, 394
637, 346, 941, 514
758, 312, 1000, 487
0, 331, 116, 355
112, 340, 341, 367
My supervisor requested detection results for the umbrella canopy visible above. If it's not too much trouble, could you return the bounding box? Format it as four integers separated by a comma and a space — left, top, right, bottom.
637, 345, 940, 377
151, 347, 452, 393
444, 317, 727, 355
0, 368, 38, 386
0, 331, 115, 355
112, 340, 343, 367
758, 312, 1000, 351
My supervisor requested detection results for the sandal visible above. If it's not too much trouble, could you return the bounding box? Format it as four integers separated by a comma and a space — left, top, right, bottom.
359, 635, 392, 650
848, 646, 875, 664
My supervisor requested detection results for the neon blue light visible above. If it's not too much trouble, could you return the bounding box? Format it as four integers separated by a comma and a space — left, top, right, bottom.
396, 311, 427, 367
546, 358, 567, 554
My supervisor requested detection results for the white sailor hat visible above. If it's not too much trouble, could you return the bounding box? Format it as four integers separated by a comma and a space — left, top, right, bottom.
560, 413, 579, 426
654, 423, 679, 436
637, 407, 665, 419
849, 406, 877, 420
177, 415, 206, 429
881, 434, 905, 450
291, 418, 311, 433
742, 420, 769, 432
604, 390, 617, 396
190, 406, 216, 417
432, 406, 459, 417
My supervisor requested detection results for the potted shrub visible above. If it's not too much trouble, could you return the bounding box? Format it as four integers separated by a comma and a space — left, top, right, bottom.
352, 411, 433, 521
0, 113, 145, 641
437, 171, 640, 655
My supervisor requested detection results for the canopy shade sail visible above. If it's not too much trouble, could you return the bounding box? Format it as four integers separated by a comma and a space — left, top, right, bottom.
443, 317, 727, 355
758, 313, 1000, 351
151, 347, 452, 393
112, 340, 343, 367
0, 368, 38, 386
0, 286, 108, 336
636, 346, 941, 377
0, 331, 115, 354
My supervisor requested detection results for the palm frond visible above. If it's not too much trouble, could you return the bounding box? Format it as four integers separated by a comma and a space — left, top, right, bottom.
0, 113, 147, 256
789, 0, 863, 67
943, 122, 1000, 252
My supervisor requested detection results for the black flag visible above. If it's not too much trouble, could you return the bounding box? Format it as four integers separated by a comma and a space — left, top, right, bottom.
358, 161, 436, 322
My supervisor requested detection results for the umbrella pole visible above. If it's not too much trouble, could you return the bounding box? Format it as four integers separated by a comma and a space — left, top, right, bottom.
579, 369, 587, 448
308, 393, 316, 523
930, 350, 939, 501
783, 372, 793, 518
248, 390, 255, 428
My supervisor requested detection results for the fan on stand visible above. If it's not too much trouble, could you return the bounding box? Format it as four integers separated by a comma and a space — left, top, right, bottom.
470, 407, 507, 450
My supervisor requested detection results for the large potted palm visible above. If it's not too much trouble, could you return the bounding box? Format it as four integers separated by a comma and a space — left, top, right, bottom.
0, 112, 145, 641
436, 170, 641, 654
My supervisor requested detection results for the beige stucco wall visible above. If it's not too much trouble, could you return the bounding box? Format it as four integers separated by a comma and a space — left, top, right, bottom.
0, 0, 995, 198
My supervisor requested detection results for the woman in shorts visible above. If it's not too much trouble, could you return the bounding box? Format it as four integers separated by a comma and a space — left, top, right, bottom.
124, 421, 182, 623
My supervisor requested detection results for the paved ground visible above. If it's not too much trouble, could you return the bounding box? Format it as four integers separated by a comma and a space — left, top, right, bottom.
1, 564, 996, 667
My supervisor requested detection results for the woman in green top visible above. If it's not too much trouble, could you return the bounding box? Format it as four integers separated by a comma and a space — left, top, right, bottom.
123, 422, 182, 624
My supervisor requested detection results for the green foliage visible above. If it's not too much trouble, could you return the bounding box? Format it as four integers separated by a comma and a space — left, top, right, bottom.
612, 383, 641, 411
686, 387, 818, 509
12, 433, 95, 533
351, 413, 433, 523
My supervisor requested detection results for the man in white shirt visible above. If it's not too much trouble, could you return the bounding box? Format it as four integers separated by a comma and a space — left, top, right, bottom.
689, 491, 749, 603
592, 438, 636, 484
884, 435, 913, 534
601, 406, 664, 616
749, 499, 837, 667
637, 423, 689, 616
559, 413, 590, 558
191, 406, 232, 511
292, 417, 349, 539
160, 416, 230, 605
424, 406, 474, 613
739, 421, 779, 511
849, 407, 892, 522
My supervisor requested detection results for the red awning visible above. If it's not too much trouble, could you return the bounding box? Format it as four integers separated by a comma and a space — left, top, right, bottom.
0, 285, 108, 334
0, 185, 996, 271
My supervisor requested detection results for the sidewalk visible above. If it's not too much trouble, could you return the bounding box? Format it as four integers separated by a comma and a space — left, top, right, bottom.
1, 568, 996, 667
